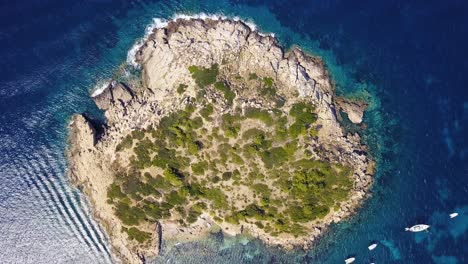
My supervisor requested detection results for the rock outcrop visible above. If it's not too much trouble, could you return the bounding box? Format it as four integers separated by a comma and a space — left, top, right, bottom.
68, 115, 159, 263
335, 97, 367, 124
93, 81, 134, 111
68, 18, 373, 264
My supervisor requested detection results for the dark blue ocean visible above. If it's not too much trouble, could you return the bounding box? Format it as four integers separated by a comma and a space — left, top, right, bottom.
0, 0, 466, 263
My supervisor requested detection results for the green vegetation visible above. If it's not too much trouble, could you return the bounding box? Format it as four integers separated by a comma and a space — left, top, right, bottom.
124, 227, 151, 243
115, 202, 145, 226
263, 77, 274, 88
214, 81, 236, 104
288, 102, 318, 138
108, 64, 353, 244
221, 113, 242, 138
177, 83, 188, 94
244, 108, 274, 126
107, 183, 125, 203
260, 77, 276, 98
116, 135, 133, 151
200, 104, 214, 121
188, 64, 219, 88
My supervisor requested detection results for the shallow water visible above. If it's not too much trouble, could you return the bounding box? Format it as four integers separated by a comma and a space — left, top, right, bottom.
0, 1, 466, 263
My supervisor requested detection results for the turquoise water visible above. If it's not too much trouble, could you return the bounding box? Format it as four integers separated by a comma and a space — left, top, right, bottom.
0, 1, 466, 263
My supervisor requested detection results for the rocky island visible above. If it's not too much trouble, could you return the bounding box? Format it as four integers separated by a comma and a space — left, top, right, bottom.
68, 18, 373, 263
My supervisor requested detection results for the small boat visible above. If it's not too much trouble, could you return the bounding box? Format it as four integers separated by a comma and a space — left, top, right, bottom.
344, 257, 356, 264
368, 243, 378, 250
450, 212, 458, 218
405, 224, 430, 232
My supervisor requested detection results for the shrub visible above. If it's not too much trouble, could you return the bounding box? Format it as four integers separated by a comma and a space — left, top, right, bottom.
241, 203, 266, 220
187, 141, 201, 155
263, 77, 274, 88
147, 175, 172, 191
260, 147, 288, 168
204, 188, 228, 209
255, 221, 265, 229
200, 104, 214, 121
212, 176, 221, 183
115, 202, 145, 226
288, 121, 307, 138
122, 176, 145, 197
284, 140, 299, 157
163, 167, 184, 187
244, 108, 274, 126
214, 81, 236, 104
177, 84, 188, 94
188, 64, 219, 88
166, 190, 187, 206
222, 172, 232, 181
251, 183, 271, 197
221, 114, 242, 138
191, 161, 207, 175
107, 183, 125, 202
230, 152, 245, 165
187, 208, 202, 223
125, 227, 151, 243
116, 135, 133, 151
289, 102, 317, 126
152, 147, 179, 169
131, 130, 145, 140
142, 201, 163, 219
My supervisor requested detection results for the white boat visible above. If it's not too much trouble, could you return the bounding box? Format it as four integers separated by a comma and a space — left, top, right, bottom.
368, 243, 378, 250
344, 257, 355, 264
405, 224, 430, 232
450, 212, 458, 218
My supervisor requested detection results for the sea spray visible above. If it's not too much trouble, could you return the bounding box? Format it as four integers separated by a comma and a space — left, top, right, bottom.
91, 80, 111, 97
126, 13, 274, 68
126, 18, 168, 67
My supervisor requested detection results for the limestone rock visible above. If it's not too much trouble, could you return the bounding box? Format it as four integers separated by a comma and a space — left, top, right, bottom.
68, 114, 96, 155
93, 81, 134, 110
335, 97, 367, 124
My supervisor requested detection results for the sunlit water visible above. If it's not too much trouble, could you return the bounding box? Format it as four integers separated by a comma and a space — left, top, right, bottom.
0, 1, 466, 263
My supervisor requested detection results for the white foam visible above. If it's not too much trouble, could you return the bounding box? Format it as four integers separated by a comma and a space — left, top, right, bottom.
91, 80, 111, 97
171, 13, 273, 36
126, 13, 273, 68
126, 18, 169, 67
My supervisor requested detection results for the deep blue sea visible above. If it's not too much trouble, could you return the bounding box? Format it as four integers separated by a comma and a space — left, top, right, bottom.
0, 1, 467, 263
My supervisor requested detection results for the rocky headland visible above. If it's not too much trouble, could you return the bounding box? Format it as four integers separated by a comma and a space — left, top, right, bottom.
68, 18, 373, 263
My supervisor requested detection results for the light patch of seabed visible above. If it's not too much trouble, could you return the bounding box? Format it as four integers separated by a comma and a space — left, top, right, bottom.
380, 239, 402, 261
411, 206, 468, 264
432, 255, 458, 264
152, 232, 307, 264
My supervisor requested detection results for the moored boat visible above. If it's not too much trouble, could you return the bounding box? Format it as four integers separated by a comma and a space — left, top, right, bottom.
405, 224, 430, 232
344, 257, 356, 264
450, 212, 458, 218
368, 243, 378, 250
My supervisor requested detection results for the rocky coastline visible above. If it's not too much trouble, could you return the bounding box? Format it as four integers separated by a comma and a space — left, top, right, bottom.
68, 17, 374, 263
